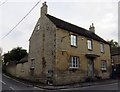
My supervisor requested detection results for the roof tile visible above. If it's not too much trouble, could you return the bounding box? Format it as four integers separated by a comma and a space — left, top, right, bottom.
46, 14, 108, 44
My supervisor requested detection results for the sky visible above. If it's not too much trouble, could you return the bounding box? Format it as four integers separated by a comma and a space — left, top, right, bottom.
0, 0, 119, 53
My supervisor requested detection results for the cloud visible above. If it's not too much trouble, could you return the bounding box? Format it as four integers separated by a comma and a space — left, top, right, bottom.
0, 1, 118, 53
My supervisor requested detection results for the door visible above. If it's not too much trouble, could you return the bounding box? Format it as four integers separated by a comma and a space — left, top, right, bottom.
88, 58, 94, 78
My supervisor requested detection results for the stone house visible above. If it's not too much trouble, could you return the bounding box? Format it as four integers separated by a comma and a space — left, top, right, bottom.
111, 47, 120, 78
28, 2, 111, 85
111, 47, 120, 65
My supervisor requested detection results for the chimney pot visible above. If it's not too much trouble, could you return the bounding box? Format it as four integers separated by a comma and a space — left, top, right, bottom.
41, 1, 47, 17
92, 23, 94, 27
89, 23, 95, 33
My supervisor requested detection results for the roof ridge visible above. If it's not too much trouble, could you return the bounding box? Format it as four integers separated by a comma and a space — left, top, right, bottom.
46, 14, 89, 32
46, 14, 108, 44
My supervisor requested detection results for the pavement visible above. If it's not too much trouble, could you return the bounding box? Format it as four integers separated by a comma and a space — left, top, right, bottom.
2, 72, 119, 90
36, 79, 119, 90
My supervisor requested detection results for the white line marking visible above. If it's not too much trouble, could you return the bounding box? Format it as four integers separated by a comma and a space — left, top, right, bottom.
3, 74, 32, 86
0, 80, 6, 85
34, 86, 42, 89
9, 87, 15, 90
34, 87, 38, 88
34, 86, 45, 90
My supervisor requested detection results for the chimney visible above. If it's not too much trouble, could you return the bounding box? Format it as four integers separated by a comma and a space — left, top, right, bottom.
41, 2, 47, 17
89, 23, 95, 33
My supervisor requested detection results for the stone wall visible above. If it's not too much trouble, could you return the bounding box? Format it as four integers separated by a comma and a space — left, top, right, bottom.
28, 15, 56, 83
6, 65, 16, 77
16, 62, 29, 79
54, 28, 111, 85
112, 55, 120, 65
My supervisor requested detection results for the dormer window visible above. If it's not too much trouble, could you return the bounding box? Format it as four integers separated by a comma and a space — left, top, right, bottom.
71, 35, 77, 47
87, 39, 92, 50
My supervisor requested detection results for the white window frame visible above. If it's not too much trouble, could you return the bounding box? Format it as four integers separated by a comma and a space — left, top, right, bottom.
70, 56, 79, 69
71, 35, 77, 46
101, 60, 107, 70
100, 43, 104, 53
31, 59, 35, 69
37, 25, 40, 30
87, 39, 92, 50
21, 63, 24, 72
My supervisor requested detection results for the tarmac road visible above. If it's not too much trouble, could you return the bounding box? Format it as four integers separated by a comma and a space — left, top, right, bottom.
1, 71, 119, 92
1, 73, 44, 91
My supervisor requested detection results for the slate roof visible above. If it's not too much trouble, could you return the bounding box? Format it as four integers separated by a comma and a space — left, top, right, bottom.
111, 47, 120, 56
17, 55, 28, 64
46, 14, 109, 44
7, 61, 17, 66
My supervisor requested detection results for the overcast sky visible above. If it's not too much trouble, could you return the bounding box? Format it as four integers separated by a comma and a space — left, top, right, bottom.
0, 0, 119, 53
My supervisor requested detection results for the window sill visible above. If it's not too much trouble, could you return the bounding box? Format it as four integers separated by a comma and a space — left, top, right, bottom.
21, 70, 24, 72
101, 69, 107, 73
69, 67, 79, 69
30, 67, 35, 70
101, 52, 105, 54
71, 45, 77, 48
69, 67, 79, 72
88, 49, 93, 51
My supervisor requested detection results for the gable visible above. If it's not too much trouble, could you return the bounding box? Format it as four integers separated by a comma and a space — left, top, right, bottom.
29, 18, 40, 41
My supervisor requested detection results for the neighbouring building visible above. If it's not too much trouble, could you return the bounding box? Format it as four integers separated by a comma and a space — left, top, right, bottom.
28, 2, 112, 85
5, 55, 29, 79
111, 47, 120, 78
15, 55, 29, 78
5, 61, 17, 77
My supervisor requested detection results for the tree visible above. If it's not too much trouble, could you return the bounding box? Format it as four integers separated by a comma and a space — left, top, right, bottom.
0, 48, 2, 55
0, 47, 2, 65
9, 47, 27, 61
3, 52, 11, 66
3, 47, 27, 65
107, 40, 119, 47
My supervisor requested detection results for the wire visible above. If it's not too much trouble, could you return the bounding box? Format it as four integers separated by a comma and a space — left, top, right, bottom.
0, 0, 42, 40
0, 0, 8, 7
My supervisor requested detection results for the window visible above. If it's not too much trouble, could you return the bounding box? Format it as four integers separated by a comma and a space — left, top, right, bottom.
37, 25, 40, 30
70, 56, 79, 69
21, 64, 24, 72
31, 59, 35, 69
71, 35, 77, 46
101, 60, 107, 71
87, 40, 92, 50
100, 43, 104, 53
48, 70, 53, 77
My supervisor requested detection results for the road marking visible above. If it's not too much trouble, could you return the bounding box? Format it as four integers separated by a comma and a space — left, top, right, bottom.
34, 86, 45, 90
3, 74, 32, 86
0, 80, 6, 85
9, 87, 15, 90
34, 86, 40, 89
34, 87, 39, 89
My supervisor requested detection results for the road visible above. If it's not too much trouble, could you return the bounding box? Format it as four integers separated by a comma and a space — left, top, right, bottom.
1, 73, 44, 91
1, 72, 119, 92
60, 82, 119, 91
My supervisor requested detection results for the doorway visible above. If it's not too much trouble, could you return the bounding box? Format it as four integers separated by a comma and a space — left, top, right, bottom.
88, 58, 94, 78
